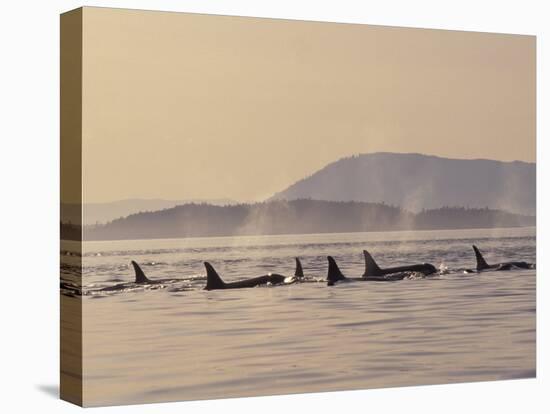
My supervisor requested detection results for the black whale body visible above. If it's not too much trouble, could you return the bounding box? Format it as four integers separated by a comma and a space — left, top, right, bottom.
96, 261, 180, 292
472, 245, 534, 272
327, 250, 438, 286
326, 256, 366, 285
326, 256, 410, 286
204, 258, 303, 290
362, 250, 437, 278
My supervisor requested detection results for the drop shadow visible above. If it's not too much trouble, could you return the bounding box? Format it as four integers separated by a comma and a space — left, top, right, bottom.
36, 384, 59, 399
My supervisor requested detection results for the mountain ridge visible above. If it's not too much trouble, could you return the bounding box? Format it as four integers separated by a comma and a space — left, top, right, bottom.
72, 199, 535, 241
270, 152, 535, 215
61, 198, 239, 225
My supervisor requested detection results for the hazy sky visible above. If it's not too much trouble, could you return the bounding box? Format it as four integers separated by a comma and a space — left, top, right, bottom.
80, 7, 535, 204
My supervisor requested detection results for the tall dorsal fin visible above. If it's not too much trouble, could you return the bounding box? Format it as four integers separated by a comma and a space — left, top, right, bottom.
204, 262, 226, 290
363, 250, 382, 276
295, 257, 304, 278
131, 261, 151, 284
472, 245, 490, 270
327, 256, 346, 285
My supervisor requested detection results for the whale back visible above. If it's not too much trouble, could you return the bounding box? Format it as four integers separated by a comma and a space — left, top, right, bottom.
472, 245, 490, 270
327, 256, 346, 285
204, 262, 226, 290
131, 261, 151, 284
295, 257, 304, 278
363, 250, 383, 276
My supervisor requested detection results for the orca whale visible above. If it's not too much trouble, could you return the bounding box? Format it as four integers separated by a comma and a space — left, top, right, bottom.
204, 260, 298, 290
326, 256, 409, 286
132, 260, 160, 284
472, 245, 534, 272
326, 256, 361, 285
96, 261, 179, 292
295, 257, 304, 278
362, 250, 437, 278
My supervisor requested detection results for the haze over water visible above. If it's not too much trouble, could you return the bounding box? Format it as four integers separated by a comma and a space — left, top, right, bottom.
62, 227, 535, 406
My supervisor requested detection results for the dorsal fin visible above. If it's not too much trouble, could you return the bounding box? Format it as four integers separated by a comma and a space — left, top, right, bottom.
204, 262, 226, 290
472, 245, 490, 270
327, 256, 346, 285
294, 257, 304, 278
363, 250, 382, 276
131, 261, 151, 284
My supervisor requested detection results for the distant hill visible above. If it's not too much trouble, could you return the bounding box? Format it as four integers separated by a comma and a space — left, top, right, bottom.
61, 198, 238, 225
75, 199, 534, 241
270, 153, 535, 215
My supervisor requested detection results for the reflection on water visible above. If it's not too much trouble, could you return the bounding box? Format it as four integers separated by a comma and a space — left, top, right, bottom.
62, 227, 535, 406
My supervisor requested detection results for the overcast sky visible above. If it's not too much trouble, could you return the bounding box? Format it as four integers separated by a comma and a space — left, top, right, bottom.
80, 7, 535, 203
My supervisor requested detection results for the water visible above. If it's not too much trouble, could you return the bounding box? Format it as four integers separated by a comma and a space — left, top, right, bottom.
61, 227, 536, 406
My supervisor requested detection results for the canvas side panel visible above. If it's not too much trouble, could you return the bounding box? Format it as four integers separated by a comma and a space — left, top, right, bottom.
60, 7, 83, 407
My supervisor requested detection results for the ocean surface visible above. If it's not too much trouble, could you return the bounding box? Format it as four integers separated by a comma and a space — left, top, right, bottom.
61, 227, 536, 406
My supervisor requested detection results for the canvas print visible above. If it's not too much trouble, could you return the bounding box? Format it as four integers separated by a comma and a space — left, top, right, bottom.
60, 7, 536, 407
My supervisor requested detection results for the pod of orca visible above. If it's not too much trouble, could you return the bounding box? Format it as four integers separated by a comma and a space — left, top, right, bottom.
60, 244, 534, 296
